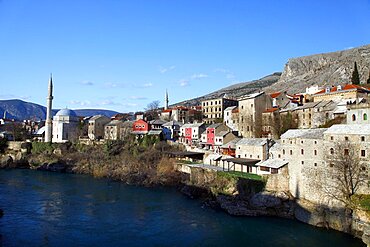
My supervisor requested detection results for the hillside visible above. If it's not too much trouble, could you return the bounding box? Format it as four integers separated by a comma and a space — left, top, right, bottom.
265, 44, 370, 93
174, 72, 282, 106
0, 99, 118, 120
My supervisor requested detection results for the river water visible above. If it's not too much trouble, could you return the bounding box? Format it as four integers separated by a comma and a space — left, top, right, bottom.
0, 169, 364, 247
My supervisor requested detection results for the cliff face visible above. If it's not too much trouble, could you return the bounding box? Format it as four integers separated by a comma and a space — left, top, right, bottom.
266, 44, 370, 93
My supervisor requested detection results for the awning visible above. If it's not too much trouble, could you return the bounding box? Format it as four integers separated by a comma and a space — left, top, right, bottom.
222, 158, 260, 166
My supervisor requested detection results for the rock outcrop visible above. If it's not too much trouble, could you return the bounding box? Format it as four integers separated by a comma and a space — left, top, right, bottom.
267, 44, 370, 93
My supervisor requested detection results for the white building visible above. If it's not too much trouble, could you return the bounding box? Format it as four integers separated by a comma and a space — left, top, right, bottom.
52, 108, 79, 143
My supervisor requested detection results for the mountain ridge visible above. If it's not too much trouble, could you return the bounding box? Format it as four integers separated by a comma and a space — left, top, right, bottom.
0, 99, 119, 121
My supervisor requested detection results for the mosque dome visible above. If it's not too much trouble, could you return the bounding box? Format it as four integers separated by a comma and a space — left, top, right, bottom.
55, 108, 77, 117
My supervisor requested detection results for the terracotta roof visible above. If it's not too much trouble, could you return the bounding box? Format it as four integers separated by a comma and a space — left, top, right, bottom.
270, 92, 281, 98
315, 84, 370, 95
263, 108, 279, 113
162, 109, 172, 113
232, 107, 239, 113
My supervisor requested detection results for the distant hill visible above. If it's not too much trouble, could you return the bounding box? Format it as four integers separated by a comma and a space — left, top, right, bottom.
0, 99, 119, 121
173, 72, 282, 106
265, 44, 370, 93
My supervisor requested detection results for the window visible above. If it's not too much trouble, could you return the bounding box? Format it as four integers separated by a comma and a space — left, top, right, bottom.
278, 154, 281, 158
251, 104, 253, 108
290, 150, 292, 155
314, 163, 317, 167
330, 136, 334, 141
301, 149, 304, 155
361, 150, 366, 157
301, 140, 304, 144
352, 114, 356, 122
329, 163, 334, 168
364, 113, 367, 121
314, 150, 317, 155
314, 141, 317, 144
344, 136, 348, 141
283, 149, 285, 155
250, 155, 252, 158
301, 161, 304, 165
344, 149, 349, 155
330, 148, 334, 155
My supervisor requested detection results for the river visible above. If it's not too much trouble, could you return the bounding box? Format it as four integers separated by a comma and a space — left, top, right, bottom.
0, 169, 364, 246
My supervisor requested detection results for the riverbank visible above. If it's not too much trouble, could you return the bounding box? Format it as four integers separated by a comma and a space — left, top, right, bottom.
0, 140, 369, 245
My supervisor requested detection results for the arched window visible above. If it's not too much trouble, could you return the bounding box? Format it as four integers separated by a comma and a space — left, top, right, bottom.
363, 113, 367, 121
352, 114, 356, 122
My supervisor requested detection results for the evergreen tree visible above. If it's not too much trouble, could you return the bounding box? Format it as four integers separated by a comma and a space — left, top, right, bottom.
351, 62, 360, 85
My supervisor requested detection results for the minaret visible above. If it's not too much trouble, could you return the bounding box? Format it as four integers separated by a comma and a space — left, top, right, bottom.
165, 89, 169, 110
45, 74, 53, 142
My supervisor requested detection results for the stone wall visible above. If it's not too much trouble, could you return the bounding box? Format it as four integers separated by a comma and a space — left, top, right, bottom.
264, 172, 289, 192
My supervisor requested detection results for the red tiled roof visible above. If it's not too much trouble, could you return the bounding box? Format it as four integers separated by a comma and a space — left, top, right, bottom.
232, 108, 239, 113
162, 109, 172, 113
270, 92, 281, 98
263, 108, 279, 113
315, 84, 370, 95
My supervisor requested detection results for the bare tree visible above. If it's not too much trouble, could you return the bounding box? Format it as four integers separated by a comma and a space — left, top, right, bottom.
145, 100, 160, 111
324, 141, 368, 207
145, 100, 161, 120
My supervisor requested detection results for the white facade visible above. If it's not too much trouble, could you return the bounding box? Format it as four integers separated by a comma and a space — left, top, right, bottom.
52, 109, 79, 143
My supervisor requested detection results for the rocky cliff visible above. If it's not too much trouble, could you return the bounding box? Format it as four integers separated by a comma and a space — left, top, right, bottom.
266, 44, 370, 93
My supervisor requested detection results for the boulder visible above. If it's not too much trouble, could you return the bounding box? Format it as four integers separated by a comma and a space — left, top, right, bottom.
37, 162, 67, 173
0, 155, 13, 168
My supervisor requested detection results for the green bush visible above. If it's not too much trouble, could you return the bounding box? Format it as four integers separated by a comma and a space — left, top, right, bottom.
31, 142, 56, 154
104, 140, 124, 156
218, 171, 263, 181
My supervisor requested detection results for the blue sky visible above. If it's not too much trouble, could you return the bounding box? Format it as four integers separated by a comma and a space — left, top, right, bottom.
0, 0, 370, 112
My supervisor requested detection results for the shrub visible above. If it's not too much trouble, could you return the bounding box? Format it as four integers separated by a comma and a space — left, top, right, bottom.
31, 142, 56, 154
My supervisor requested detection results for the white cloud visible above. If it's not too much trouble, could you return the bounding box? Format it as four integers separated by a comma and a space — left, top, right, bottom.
191, 73, 208, 80
69, 100, 92, 107
104, 82, 125, 88
215, 68, 236, 80
81, 80, 94, 86
130, 96, 147, 100
142, 83, 153, 88
179, 79, 189, 87
122, 103, 138, 107
159, 65, 175, 74
100, 100, 122, 106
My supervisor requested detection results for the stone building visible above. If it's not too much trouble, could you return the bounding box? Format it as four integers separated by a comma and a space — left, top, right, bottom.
235, 138, 269, 161
238, 92, 273, 138
88, 115, 110, 140
280, 128, 327, 203
312, 84, 370, 102
104, 120, 125, 140
279, 125, 370, 205
52, 108, 79, 143
346, 102, 370, 124
201, 96, 238, 124
261, 108, 280, 139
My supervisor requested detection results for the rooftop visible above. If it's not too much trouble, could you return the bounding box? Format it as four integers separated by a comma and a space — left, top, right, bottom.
222, 138, 242, 149
236, 138, 268, 146
238, 92, 264, 101
256, 159, 288, 169
281, 128, 327, 139
324, 124, 370, 135
314, 84, 370, 95
224, 106, 237, 111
